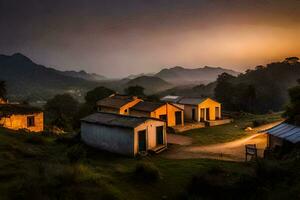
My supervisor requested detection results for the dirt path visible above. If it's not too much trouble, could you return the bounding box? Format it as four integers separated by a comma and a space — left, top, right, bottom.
167, 134, 193, 145
164, 121, 282, 161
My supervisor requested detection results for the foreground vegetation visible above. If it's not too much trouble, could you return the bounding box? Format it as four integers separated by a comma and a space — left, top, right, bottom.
0, 128, 247, 200
182, 112, 283, 145
0, 110, 300, 199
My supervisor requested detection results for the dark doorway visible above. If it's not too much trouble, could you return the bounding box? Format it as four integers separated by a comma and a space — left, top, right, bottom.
200, 108, 205, 122
206, 108, 210, 121
138, 130, 147, 152
215, 107, 220, 120
192, 108, 196, 121
175, 111, 182, 125
156, 126, 164, 145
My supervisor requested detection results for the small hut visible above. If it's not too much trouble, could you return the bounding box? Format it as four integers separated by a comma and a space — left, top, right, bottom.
0, 104, 44, 132
265, 122, 300, 149
81, 112, 167, 156
96, 94, 142, 115
130, 101, 184, 127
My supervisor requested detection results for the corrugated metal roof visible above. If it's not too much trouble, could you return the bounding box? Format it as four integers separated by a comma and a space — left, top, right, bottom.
81, 112, 162, 128
178, 97, 206, 105
96, 94, 137, 109
131, 101, 165, 112
160, 96, 183, 103
265, 123, 300, 143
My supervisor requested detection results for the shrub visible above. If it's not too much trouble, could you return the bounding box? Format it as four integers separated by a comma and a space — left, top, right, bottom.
187, 173, 233, 199
252, 119, 268, 127
55, 133, 80, 145
25, 135, 46, 145
66, 144, 87, 163
134, 162, 160, 182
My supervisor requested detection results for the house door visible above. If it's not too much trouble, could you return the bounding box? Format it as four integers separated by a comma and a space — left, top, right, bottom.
205, 108, 210, 121
175, 111, 182, 125
138, 130, 147, 152
215, 107, 220, 120
200, 108, 205, 122
156, 126, 164, 145
192, 108, 196, 121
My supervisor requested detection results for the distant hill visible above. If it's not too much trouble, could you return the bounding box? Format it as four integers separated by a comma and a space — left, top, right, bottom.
124, 76, 173, 94
155, 66, 239, 85
158, 82, 217, 98
0, 53, 99, 101
126, 73, 155, 80
61, 70, 106, 81
213, 57, 300, 113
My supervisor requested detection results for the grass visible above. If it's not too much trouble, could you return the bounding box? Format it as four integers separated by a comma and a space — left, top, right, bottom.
181, 112, 284, 145
0, 127, 248, 200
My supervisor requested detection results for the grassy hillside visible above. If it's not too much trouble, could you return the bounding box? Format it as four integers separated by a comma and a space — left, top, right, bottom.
183, 112, 283, 145
0, 112, 300, 199
0, 128, 244, 200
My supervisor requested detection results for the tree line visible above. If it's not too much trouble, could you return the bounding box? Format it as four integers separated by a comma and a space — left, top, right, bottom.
214, 57, 300, 113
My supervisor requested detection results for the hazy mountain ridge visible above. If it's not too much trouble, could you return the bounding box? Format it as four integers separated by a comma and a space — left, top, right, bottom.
155, 66, 240, 85
61, 70, 106, 81
124, 76, 173, 94
0, 53, 99, 101
0, 53, 243, 101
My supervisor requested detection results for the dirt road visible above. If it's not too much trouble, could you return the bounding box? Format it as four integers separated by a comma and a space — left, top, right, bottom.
164, 121, 282, 161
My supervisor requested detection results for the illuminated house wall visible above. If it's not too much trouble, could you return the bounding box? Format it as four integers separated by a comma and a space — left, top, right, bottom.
0, 104, 44, 132
178, 97, 222, 122
0, 113, 44, 132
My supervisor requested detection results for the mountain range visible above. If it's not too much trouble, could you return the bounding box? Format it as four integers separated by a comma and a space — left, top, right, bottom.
155, 66, 239, 85
60, 70, 106, 81
0, 53, 240, 101
0, 53, 100, 101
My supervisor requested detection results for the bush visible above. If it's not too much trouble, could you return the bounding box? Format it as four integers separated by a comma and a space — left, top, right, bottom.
66, 144, 87, 163
187, 168, 235, 199
55, 133, 80, 145
134, 162, 160, 182
25, 135, 46, 145
252, 119, 268, 127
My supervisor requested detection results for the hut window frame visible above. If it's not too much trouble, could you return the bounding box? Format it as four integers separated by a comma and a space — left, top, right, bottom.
27, 116, 35, 127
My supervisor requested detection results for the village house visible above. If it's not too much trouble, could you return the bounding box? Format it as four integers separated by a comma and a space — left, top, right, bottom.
0, 103, 44, 132
264, 122, 300, 149
0, 98, 7, 104
96, 94, 142, 115
130, 101, 184, 127
81, 112, 167, 156
178, 97, 221, 122
161, 96, 230, 126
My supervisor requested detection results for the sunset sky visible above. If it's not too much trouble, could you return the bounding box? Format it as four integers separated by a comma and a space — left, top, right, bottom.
1, 0, 300, 78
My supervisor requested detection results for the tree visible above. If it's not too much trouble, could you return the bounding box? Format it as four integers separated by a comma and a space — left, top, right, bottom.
72, 86, 115, 130
85, 86, 115, 106
44, 94, 79, 131
284, 57, 299, 65
214, 73, 236, 110
0, 81, 7, 99
284, 81, 300, 125
125, 85, 145, 96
